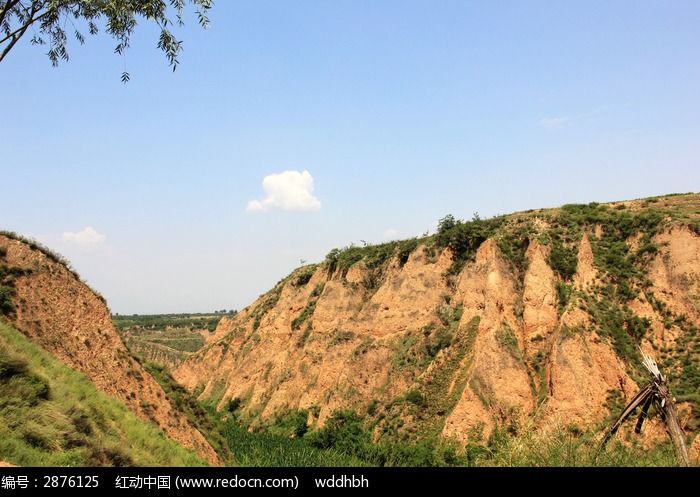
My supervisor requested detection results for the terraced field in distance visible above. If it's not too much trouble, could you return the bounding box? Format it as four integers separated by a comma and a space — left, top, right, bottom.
115, 313, 231, 370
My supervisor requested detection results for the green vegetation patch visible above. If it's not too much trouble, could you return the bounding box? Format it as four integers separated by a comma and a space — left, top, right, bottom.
495, 223, 531, 278
329, 330, 355, 347
496, 322, 523, 363
114, 313, 223, 332
324, 238, 421, 281
292, 266, 317, 287
0, 251, 33, 316
548, 239, 578, 280
291, 284, 325, 331
480, 424, 676, 467
586, 296, 650, 370
0, 322, 204, 466
553, 202, 664, 300
435, 214, 505, 275
252, 285, 283, 331
143, 362, 230, 460
555, 281, 573, 313
222, 416, 365, 467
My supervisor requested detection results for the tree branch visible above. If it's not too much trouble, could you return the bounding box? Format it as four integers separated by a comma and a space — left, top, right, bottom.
0, 1, 40, 62
1, 2, 53, 44
0, 1, 22, 32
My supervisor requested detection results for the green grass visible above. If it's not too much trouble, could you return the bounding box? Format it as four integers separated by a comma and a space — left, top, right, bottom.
478, 424, 679, 467
221, 417, 366, 467
143, 362, 231, 460
586, 296, 650, 370
221, 405, 686, 467
555, 281, 573, 313
251, 285, 283, 331
0, 321, 204, 466
292, 300, 318, 330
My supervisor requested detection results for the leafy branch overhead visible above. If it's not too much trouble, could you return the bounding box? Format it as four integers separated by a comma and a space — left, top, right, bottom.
0, 0, 213, 80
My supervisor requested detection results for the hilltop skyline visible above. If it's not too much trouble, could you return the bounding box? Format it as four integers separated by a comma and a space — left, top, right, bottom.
2, 1, 699, 313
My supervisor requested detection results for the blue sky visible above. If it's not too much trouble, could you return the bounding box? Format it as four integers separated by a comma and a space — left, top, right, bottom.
1, 1, 699, 313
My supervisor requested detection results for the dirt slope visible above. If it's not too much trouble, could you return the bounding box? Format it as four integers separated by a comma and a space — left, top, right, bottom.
0, 234, 220, 465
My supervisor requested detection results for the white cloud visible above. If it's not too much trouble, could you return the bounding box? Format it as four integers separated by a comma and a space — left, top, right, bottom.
537, 116, 570, 129
383, 228, 399, 240
62, 226, 106, 246
247, 170, 321, 212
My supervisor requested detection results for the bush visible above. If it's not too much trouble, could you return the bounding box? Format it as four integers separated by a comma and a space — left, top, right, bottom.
306, 410, 371, 455
310, 283, 325, 298
404, 389, 426, 407
423, 328, 453, 359
556, 282, 573, 312
273, 410, 309, 438
397, 239, 419, 267
293, 268, 315, 287
325, 239, 421, 279
0, 285, 15, 315
435, 213, 504, 274
549, 241, 577, 280
227, 398, 242, 413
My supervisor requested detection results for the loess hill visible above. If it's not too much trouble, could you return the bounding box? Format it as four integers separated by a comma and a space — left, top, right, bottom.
174, 193, 700, 458
0, 233, 220, 465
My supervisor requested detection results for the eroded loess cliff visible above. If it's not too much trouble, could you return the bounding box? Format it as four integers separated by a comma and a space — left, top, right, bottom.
175, 194, 700, 452
0, 234, 220, 465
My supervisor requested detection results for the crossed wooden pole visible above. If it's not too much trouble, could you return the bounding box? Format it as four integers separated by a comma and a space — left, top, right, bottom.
600, 352, 690, 466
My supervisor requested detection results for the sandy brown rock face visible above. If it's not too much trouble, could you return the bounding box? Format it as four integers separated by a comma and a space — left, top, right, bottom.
0, 235, 220, 465
442, 386, 493, 443
574, 233, 597, 289
691, 435, 700, 464
176, 246, 451, 426
175, 199, 700, 448
546, 330, 635, 427
443, 241, 534, 442
649, 226, 700, 319
522, 240, 558, 365
544, 234, 637, 428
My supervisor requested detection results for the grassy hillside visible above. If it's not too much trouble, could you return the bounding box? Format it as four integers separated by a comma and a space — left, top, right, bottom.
1, 232, 221, 463
0, 321, 204, 466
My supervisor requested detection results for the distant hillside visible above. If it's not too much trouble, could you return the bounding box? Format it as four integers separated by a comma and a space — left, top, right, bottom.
114, 314, 220, 370
0, 321, 204, 466
175, 193, 700, 462
0, 233, 220, 465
